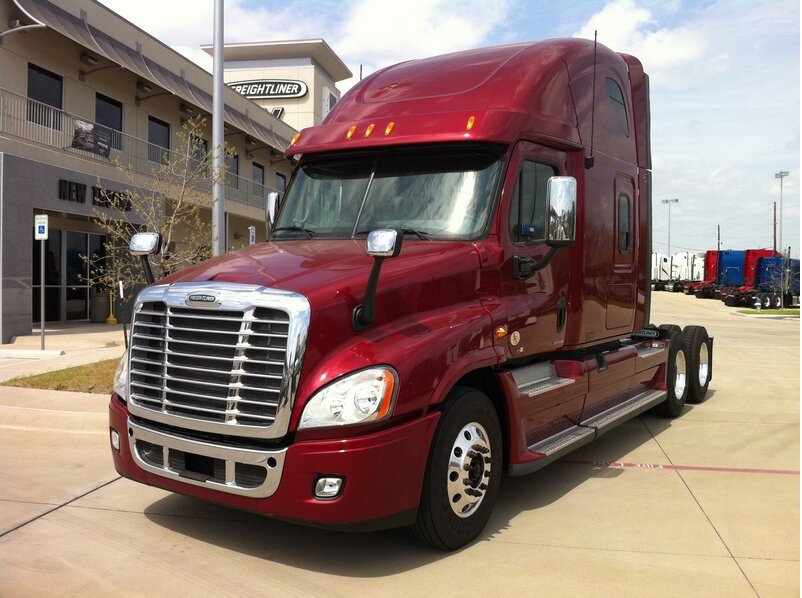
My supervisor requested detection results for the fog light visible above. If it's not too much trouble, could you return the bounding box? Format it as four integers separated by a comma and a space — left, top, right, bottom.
110, 429, 120, 452
314, 476, 343, 499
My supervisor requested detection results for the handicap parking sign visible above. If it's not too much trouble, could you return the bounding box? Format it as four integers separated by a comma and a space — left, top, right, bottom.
34, 214, 48, 240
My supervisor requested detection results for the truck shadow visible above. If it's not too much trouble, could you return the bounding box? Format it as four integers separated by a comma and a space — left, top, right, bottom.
143, 410, 689, 575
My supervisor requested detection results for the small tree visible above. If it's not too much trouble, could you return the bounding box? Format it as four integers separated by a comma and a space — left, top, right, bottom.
83, 116, 225, 292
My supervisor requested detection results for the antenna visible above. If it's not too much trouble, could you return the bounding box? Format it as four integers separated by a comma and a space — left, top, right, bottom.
585, 30, 598, 170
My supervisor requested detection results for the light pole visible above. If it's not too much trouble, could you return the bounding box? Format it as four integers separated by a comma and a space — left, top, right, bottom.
775, 170, 789, 307
775, 171, 789, 257
661, 198, 679, 277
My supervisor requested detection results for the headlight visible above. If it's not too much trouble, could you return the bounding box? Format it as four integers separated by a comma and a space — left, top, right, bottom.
299, 367, 397, 430
114, 351, 129, 401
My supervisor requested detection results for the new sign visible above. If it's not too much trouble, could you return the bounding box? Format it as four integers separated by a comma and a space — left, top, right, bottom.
228, 79, 308, 100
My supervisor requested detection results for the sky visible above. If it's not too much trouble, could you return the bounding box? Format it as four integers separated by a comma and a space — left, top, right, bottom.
98, 0, 800, 257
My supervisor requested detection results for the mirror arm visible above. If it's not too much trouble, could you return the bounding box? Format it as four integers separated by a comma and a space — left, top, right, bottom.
140, 255, 155, 285
352, 257, 385, 330
514, 247, 558, 280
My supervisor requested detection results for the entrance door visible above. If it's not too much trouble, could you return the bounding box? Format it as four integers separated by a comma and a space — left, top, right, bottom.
31, 229, 61, 322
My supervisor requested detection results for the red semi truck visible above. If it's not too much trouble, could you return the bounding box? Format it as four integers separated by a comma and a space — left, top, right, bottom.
109, 39, 713, 550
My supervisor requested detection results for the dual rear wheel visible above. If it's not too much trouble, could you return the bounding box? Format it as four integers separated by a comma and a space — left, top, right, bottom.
658, 325, 712, 417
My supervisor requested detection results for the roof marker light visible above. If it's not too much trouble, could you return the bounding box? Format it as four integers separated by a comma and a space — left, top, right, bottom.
467, 116, 476, 131
365, 123, 376, 137
290, 132, 301, 146
384, 122, 395, 136
346, 125, 357, 140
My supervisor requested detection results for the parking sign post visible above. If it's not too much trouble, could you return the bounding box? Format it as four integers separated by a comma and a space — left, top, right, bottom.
34, 215, 48, 350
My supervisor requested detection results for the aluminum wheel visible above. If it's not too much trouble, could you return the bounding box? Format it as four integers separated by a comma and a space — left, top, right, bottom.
697, 343, 709, 387
446, 422, 492, 518
674, 348, 687, 400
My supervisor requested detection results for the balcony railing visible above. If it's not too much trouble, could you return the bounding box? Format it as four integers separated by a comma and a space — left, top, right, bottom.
0, 87, 278, 209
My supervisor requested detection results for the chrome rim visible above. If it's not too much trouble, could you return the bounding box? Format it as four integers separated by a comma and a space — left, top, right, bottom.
674, 348, 687, 399
446, 422, 492, 518
698, 343, 709, 386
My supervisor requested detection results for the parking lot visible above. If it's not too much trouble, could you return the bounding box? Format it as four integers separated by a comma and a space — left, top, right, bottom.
0, 292, 798, 597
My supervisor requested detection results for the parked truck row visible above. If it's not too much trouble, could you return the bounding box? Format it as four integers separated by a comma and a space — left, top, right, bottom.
651, 251, 705, 292
110, 39, 714, 550
677, 249, 800, 308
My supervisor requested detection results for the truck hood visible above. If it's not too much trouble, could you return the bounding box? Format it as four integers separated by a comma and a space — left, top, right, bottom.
157, 240, 486, 371
158, 239, 482, 312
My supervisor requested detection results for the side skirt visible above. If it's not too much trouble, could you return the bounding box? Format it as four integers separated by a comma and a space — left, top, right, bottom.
508, 388, 666, 477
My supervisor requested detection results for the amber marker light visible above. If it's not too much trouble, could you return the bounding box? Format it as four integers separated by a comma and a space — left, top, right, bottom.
495, 326, 508, 339
466, 116, 476, 131
365, 123, 376, 137
346, 125, 357, 140
384, 121, 395, 136
290, 132, 301, 146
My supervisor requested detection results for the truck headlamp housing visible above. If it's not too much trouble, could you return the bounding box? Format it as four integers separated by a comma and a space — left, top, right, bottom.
299, 367, 397, 429
114, 351, 129, 402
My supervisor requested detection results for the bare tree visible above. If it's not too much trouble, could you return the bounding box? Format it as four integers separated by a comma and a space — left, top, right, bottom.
82, 116, 226, 292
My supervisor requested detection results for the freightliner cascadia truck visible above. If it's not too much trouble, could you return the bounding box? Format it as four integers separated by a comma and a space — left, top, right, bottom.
109, 38, 714, 550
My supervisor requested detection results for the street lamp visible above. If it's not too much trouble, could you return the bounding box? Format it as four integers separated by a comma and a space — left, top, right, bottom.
661, 198, 679, 276
775, 171, 789, 257
775, 170, 789, 307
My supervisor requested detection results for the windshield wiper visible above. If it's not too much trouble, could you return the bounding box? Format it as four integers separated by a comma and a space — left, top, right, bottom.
355, 228, 430, 240
273, 226, 316, 239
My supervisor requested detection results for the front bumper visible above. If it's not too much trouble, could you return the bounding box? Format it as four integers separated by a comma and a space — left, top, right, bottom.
109, 394, 440, 530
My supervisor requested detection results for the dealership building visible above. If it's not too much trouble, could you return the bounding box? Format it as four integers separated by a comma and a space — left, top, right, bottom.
0, 0, 351, 343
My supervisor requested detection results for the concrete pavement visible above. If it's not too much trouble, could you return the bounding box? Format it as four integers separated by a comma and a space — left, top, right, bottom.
0, 293, 798, 597
0, 322, 126, 383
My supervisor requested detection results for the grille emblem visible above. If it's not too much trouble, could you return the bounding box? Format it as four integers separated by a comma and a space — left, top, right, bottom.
186, 293, 220, 308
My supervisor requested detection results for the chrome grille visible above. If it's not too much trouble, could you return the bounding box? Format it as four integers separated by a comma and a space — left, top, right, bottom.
127, 283, 310, 439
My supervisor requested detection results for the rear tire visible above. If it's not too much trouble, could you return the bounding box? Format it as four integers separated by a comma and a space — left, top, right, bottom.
658, 323, 681, 339
683, 325, 711, 404
656, 331, 688, 418
408, 387, 502, 550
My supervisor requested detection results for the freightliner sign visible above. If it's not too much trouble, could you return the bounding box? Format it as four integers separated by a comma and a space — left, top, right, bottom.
228, 80, 308, 99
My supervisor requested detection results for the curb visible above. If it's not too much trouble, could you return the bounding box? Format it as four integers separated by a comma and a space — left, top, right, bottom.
0, 349, 66, 359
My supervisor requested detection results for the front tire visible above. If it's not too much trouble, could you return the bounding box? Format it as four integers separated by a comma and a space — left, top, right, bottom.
409, 387, 502, 550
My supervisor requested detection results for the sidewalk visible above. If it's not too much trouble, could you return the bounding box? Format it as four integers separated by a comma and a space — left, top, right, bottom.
0, 322, 127, 383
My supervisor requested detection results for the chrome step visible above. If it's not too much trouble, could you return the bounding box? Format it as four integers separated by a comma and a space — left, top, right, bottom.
510, 361, 574, 397
509, 387, 667, 477
583, 388, 666, 436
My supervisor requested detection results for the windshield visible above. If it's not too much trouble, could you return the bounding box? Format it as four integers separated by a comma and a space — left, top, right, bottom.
274, 146, 502, 240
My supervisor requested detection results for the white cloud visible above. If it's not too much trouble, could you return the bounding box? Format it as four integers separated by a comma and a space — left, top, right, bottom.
96, 0, 799, 255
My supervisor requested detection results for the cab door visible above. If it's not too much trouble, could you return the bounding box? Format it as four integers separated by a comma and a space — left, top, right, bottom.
497, 142, 571, 360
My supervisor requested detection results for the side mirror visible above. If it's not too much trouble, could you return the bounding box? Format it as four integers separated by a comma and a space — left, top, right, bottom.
266, 192, 279, 239
353, 229, 404, 330
546, 176, 577, 247
366, 229, 403, 258
130, 232, 161, 256
130, 232, 161, 284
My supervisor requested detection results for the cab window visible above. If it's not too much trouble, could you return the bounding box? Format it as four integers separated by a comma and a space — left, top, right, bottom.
509, 160, 557, 243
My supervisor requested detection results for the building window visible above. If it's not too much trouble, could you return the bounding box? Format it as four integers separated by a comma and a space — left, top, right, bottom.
618, 193, 631, 253
509, 160, 557, 243
225, 153, 239, 189
190, 135, 208, 170
322, 87, 338, 119
276, 172, 287, 202
27, 63, 62, 129
95, 93, 123, 150
148, 116, 170, 163
252, 162, 265, 196
605, 78, 629, 136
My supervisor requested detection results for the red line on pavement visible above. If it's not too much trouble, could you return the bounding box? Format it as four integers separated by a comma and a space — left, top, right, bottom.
561, 459, 799, 476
